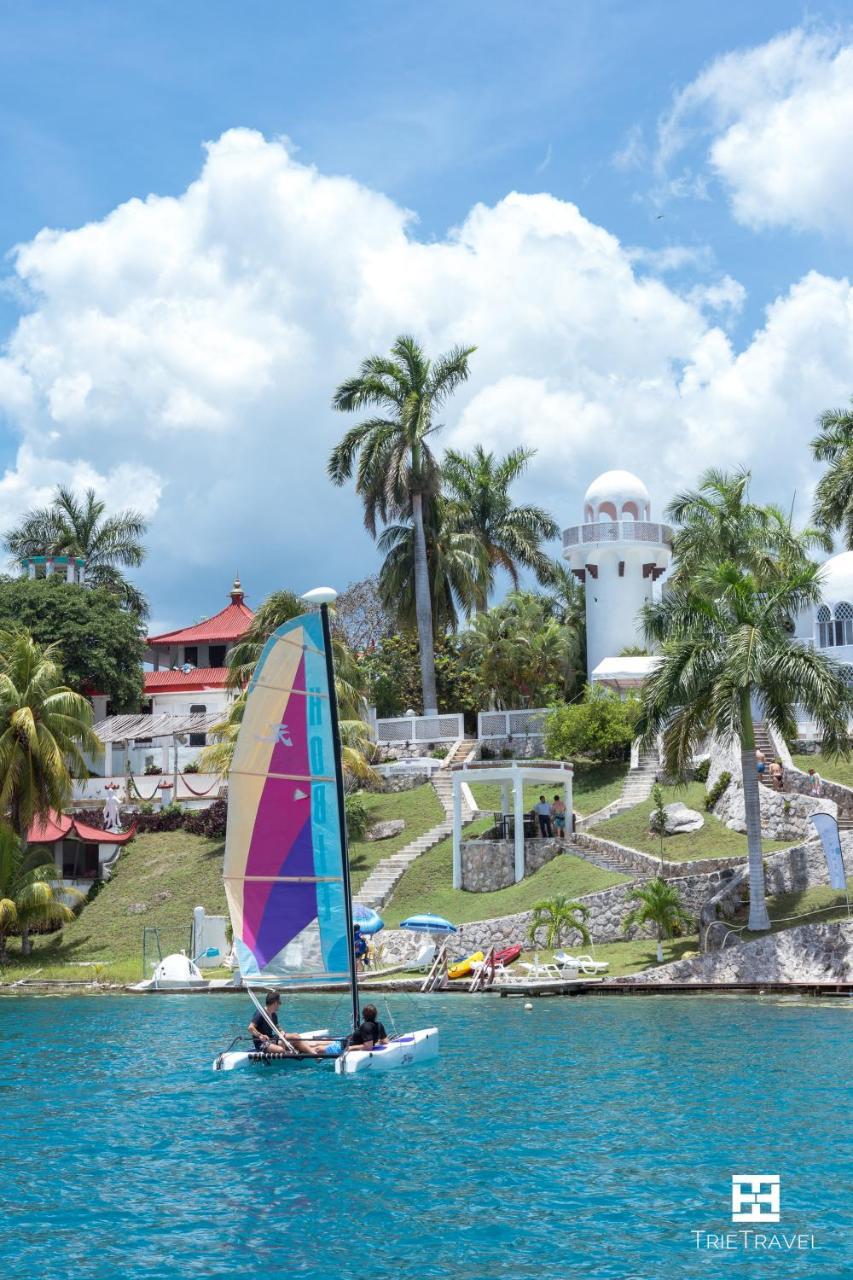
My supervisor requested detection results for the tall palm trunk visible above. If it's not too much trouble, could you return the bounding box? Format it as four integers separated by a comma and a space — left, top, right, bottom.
739, 695, 771, 931
411, 491, 438, 715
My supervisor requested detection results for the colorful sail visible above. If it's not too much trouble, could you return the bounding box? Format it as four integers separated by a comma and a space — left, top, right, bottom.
223, 611, 349, 985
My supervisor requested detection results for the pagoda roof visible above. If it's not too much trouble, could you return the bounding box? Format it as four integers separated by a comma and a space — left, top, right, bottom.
28, 812, 137, 845
147, 577, 253, 647
144, 668, 230, 694
147, 600, 253, 646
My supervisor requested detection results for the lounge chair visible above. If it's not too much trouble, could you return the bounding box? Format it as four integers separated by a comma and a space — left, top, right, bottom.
554, 951, 609, 975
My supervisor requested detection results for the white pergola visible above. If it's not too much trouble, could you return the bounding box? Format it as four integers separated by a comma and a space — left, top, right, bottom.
451, 759, 574, 889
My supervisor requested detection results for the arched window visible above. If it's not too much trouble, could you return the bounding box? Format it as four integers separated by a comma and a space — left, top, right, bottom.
835, 602, 853, 646
817, 604, 832, 648
598, 501, 617, 521
621, 501, 638, 520
584, 504, 594, 523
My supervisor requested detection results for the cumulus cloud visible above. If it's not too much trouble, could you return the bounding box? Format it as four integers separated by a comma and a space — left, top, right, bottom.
657, 27, 853, 235
0, 128, 851, 619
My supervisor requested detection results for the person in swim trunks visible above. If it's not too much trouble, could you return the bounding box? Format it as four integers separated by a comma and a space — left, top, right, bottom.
249, 993, 344, 1057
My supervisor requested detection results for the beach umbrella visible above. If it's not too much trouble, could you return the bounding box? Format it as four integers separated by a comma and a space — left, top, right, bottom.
399, 913, 457, 934
352, 904, 384, 935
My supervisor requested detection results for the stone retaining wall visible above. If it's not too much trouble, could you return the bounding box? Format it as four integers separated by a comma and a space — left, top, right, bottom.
621, 920, 853, 984
780, 767, 853, 819
570, 831, 744, 880
376, 835, 839, 967
460, 835, 561, 891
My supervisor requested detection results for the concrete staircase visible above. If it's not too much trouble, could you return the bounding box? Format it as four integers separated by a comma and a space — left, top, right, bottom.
354, 738, 476, 911
753, 721, 777, 767
576, 748, 659, 830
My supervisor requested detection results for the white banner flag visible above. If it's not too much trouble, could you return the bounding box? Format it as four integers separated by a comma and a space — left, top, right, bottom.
809, 812, 848, 892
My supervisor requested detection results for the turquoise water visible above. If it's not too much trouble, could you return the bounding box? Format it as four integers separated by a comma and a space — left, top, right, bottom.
1, 993, 850, 1280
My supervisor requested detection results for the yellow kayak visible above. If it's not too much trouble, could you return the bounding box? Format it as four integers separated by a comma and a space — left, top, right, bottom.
447, 951, 484, 981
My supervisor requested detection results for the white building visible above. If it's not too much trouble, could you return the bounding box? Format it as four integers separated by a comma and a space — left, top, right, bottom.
562, 470, 672, 686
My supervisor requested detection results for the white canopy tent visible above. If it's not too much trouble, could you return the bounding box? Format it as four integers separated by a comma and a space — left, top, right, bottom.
451, 759, 573, 889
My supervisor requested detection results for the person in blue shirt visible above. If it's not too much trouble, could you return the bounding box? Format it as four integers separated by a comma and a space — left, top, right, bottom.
353, 924, 369, 971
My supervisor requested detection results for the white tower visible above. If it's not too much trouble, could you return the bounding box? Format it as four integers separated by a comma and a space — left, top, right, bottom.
562, 470, 672, 680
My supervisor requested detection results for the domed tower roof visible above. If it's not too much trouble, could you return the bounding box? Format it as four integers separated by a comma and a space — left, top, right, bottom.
818, 550, 853, 605
584, 470, 651, 522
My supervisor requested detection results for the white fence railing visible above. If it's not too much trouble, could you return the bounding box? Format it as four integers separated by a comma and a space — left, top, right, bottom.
562, 520, 673, 549
375, 713, 464, 744
477, 708, 549, 740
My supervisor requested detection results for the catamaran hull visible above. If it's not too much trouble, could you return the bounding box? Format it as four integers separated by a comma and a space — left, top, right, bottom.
334, 1027, 439, 1075
213, 1029, 331, 1072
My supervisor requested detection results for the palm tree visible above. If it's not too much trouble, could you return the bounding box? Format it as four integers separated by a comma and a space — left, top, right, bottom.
463, 591, 582, 708
667, 468, 829, 587
811, 399, 853, 544
622, 878, 692, 963
442, 445, 559, 608
527, 896, 591, 950
5, 486, 148, 616
638, 559, 851, 930
377, 497, 485, 632
329, 334, 476, 714
0, 826, 83, 958
0, 630, 100, 841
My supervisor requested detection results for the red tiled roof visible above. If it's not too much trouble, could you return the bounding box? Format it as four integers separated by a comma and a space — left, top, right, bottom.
144, 668, 231, 693
147, 598, 253, 646
28, 812, 137, 845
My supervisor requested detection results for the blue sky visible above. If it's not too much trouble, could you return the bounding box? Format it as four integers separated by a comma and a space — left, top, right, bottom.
1, 1, 852, 628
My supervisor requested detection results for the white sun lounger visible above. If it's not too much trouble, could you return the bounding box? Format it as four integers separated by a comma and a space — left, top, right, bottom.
554, 951, 609, 975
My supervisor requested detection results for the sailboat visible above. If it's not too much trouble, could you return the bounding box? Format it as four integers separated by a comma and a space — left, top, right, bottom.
212, 587, 438, 1075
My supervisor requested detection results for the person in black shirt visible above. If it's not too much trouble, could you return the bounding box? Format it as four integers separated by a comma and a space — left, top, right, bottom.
248, 992, 344, 1057
347, 1003, 389, 1052
248, 993, 292, 1055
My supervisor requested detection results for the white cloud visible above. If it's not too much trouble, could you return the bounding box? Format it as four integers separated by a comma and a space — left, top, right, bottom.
657, 27, 853, 235
0, 128, 851, 618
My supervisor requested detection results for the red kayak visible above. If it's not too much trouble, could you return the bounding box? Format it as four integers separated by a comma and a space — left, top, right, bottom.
493, 945, 522, 967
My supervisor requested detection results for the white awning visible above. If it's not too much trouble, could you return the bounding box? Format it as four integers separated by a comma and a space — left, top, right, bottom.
590, 656, 661, 688
93, 712, 222, 743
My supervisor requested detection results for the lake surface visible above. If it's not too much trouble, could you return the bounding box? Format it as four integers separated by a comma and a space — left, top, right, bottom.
1, 993, 849, 1279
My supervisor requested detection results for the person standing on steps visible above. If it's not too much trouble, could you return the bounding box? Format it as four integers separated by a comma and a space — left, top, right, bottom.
535, 795, 553, 838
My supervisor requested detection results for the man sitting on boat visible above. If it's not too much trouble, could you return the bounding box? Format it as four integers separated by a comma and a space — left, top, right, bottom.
248, 993, 295, 1055
346, 1004, 389, 1051
249, 994, 345, 1058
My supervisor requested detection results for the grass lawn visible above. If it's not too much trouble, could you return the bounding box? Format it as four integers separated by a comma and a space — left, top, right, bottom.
0, 785, 445, 984
383, 820, 628, 926
471, 760, 627, 818
589, 780, 792, 862
790, 753, 853, 789
0, 829, 228, 985
348, 784, 444, 893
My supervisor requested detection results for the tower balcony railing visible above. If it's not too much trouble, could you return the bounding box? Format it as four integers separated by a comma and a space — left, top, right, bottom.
562, 520, 673, 550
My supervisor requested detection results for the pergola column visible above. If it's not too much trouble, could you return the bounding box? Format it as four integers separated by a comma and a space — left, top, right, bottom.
513, 767, 525, 883
500, 781, 511, 816
452, 774, 463, 889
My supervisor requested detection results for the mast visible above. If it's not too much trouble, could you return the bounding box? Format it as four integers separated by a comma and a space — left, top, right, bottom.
319, 599, 360, 1034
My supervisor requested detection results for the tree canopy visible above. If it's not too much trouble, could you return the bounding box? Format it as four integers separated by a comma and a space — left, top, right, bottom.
4, 486, 148, 617
0, 577, 144, 710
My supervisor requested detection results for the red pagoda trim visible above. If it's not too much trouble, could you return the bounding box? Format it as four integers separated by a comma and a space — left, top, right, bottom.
28, 812, 137, 844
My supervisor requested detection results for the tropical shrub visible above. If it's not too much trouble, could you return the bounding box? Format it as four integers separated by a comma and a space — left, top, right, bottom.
545, 685, 640, 763
463, 591, 582, 708
693, 758, 710, 783
622, 878, 693, 963
0, 826, 83, 958
704, 771, 731, 811
527, 896, 591, 949
345, 794, 370, 842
